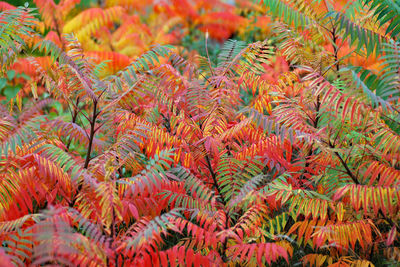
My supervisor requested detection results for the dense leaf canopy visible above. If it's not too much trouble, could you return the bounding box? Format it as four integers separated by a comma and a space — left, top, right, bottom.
0, 0, 399, 266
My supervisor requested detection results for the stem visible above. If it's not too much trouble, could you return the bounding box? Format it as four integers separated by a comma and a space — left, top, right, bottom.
328, 140, 359, 184
70, 100, 98, 207
66, 97, 80, 151
205, 32, 215, 77
379, 210, 400, 233
97, 0, 104, 7
326, 125, 400, 233
205, 155, 226, 206
161, 113, 171, 133
84, 100, 98, 169
323, 0, 340, 76
204, 154, 229, 261
302, 95, 321, 182
111, 189, 117, 266
116, 156, 123, 178
332, 27, 340, 74
53, 14, 66, 51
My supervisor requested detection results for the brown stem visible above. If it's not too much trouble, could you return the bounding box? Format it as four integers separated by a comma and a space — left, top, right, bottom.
328, 140, 359, 184
379, 210, 400, 233
302, 95, 321, 181
331, 27, 340, 74
205, 155, 226, 205
111, 182, 118, 266
161, 113, 171, 133
204, 154, 229, 261
66, 97, 80, 151
116, 156, 123, 178
327, 130, 400, 232
53, 15, 66, 51
84, 100, 98, 169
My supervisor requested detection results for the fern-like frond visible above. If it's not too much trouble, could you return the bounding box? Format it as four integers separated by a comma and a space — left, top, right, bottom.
96, 179, 123, 234
217, 39, 247, 69
0, 248, 14, 267
63, 6, 124, 35
262, 0, 311, 29
118, 210, 181, 254
313, 220, 376, 250
228, 242, 289, 266
334, 184, 400, 216
228, 174, 267, 210
362, 0, 400, 39
119, 150, 174, 197
48, 119, 103, 151
359, 159, 400, 187
341, 67, 394, 111
150, 245, 217, 267
18, 153, 73, 198
326, 11, 385, 55
0, 7, 37, 73
160, 167, 217, 209
32, 207, 108, 266
231, 203, 270, 236
289, 195, 331, 221
109, 44, 173, 92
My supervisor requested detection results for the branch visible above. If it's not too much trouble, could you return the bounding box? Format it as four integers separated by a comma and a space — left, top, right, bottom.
204, 154, 229, 261
328, 140, 359, 184
84, 99, 98, 169
66, 97, 81, 151
204, 155, 226, 206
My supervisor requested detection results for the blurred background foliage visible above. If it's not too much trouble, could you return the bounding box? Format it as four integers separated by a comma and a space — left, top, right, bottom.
1, 0, 273, 106
5, 0, 95, 7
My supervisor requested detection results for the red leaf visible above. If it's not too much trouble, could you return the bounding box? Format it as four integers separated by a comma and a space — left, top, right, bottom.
178, 246, 186, 266
170, 246, 177, 267
386, 226, 397, 246
0, 249, 14, 267
265, 243, 271, 265
129, 203, 139, 220
257, 244, 264, 265
160, 251, 168, 266
186, 249, 194, 267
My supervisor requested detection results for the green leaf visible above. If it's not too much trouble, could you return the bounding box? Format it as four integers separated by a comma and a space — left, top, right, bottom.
0, 78, 6, 89
6, 70, 16, 80
4, 85, 20, 100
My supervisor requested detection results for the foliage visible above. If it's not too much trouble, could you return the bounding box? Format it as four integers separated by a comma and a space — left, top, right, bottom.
0, 0, 400, 266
